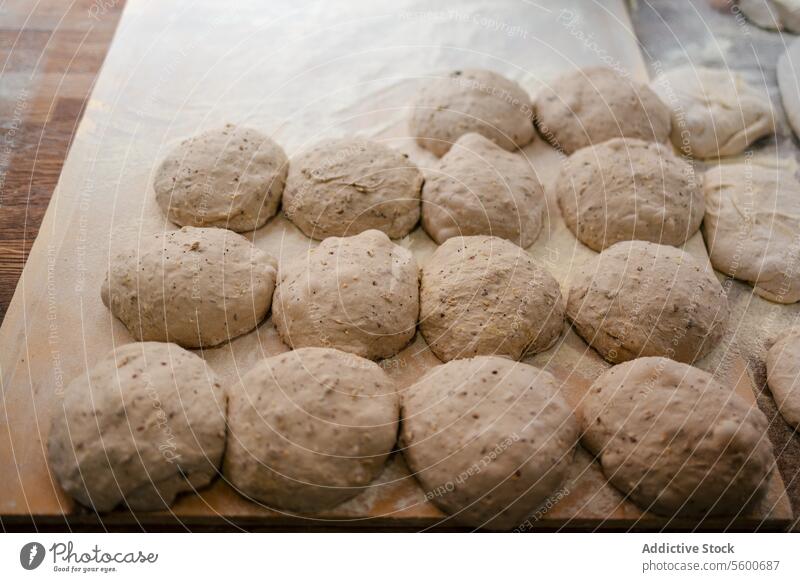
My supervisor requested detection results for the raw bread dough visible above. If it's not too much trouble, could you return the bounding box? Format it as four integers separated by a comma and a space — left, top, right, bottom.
419, 236, 564, 362
224, 347, 399, 512
703, 163, 800, 304
102, 226, 277, 348
650, 66, 775, 159
534, 67, 671, 155
272, 229, 419, 360
766, 327, 800, 429
555, 138, 703, 252
154, 124, 288, 232
777, 37, 800, 140
422, 133, 545, 248
409, 69, 535, 157
47, 342, 227, 512
740, 0, 800, 32
401, 356, 578, 529
582, 357, 774, 516
567, 241, 728, 364
283, 137, 423, 240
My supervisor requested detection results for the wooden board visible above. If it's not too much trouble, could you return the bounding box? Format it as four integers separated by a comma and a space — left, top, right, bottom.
0, 0, 792, 530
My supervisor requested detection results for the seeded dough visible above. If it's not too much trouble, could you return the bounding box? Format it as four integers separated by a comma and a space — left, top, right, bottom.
409, 69, 535, 157
401, 356, 578, 528
153, 124, 288, 232
555, 138, 703, 252
766, 327, 800, 429
535, 67, 671, 155
567, 241, 728, 364
225, 347, 399, 512
419, 236, 564, 362
273, 229, 419, 360
650, 66, 775, 158
102, 226, 277, 348
283, 137, 423, 239
582, 357, 774, 516
703, 163, 800, 304
740, 0, 800, 32
422, 133, 545, 247
47, 342, 226, 512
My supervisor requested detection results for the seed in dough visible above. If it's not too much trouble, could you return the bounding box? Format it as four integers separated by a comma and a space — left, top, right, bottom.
534, 67, 671, 155
272, 229, 419, 360
766, 327, 800, 429
283, 137, 423, 240
566, 241, 728, 364
650, 66, 775, 159
47, 342, 227, 512
401, 356, 578, 528
153, 124, 288, 232
422, 133, 545, 248
102, 226, 277, 348
582, 356, 774, 516
224, 347, 399, 513
409, 69, 535, 157
419, 236, 564, 362
555, 138, 703, 252
703, 163, 800, 304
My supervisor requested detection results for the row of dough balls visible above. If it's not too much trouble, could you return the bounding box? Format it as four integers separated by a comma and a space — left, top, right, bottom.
48, 343, 773, 526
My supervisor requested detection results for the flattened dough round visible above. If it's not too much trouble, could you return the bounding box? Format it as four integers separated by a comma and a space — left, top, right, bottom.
582, 357, 774, 516
535, 67, 671, 154
225, 347, 399, 512
154, 124, 288, 232
567, 241, 728, 364
422, 133, 545, 247
419, 236, 564, 362
555, 138, 703, 251
102, 226, 277, 348
409, 69, 535, 157
283, 137, 423, 239
766, 327, 800, 428
402, 356, 578, 528
47, 342, 226, 512
273, 229, 419, 360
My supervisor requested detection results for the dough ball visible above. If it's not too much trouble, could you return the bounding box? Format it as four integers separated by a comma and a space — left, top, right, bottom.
535, 67, 671, 154
419, 236, 564, 362
283, 137, 423, 240
273, 229, 419, 360
154, 124, 288, 232
225, 347, 399, 512
766, 327, 800, 429
566, 241, 728, 364
409, 69, 535, 157
650, 67, 775, 158
555, 138, 703, 252
401, 356, 578, 528
703, 163, 800, 303
422, 133, 545, 247
102, 226, 277, 348
740, 0, 800, 32
582, 357, 774, 516
47, 342, 226, 512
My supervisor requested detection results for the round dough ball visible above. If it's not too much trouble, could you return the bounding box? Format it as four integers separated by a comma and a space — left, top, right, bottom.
273, 229, 419, 360
566, 241, 728, 364
419, 236, 564, 362
703, 163, 800, 303
535, 67, 671, 154
409, 69, 535, 157
766, 327, 800, 429
582, 357, 774, 516
283, 137, 423, 240
650, 67, 775, 159
47, 342, 226, 512
224, 347, 399, 512
102, 226, 277, 348
422, 133, 545, 247
401, 356, 578, 528
154, 124, 288, 232
555, 138, 703, 252
740, 0, 800, 32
